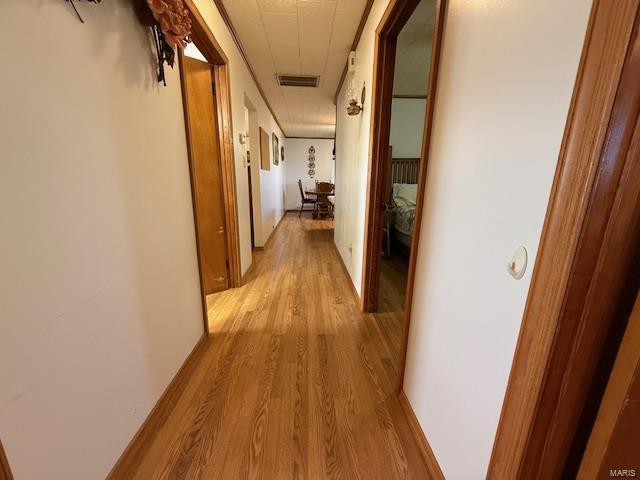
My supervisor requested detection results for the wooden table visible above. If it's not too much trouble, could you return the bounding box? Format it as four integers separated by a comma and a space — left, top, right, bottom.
305, 189, 334, 195
305, 190, 334, 218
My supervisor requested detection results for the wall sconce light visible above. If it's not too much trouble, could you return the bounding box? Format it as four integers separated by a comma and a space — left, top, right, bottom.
345, 51, 365, 116
346, 79, 366, 116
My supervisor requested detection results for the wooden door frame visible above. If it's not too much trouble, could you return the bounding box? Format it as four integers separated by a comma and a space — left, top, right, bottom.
361, 0, 446, 316
578, 289, 640, 478
0, 437, 13, 480
181, 1, 241, 335
489, 0, 640, 477
364, 0, 640, 476
360, 0, 447, 394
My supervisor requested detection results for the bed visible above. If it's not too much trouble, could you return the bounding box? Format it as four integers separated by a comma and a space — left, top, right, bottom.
384, 154, 420, 256
390, 182, 418, 247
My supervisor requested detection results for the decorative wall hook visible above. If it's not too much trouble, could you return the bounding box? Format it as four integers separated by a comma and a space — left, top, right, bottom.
507, 246, 528, 280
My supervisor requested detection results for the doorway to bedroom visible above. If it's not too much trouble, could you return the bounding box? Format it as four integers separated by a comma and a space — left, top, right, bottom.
361, 0, 445, 390
371, 0, 436, 314
379, 0, 434, 315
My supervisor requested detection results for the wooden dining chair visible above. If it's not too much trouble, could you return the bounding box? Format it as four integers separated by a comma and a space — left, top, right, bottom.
315, 182, 334, 218
298, 179, 316, 218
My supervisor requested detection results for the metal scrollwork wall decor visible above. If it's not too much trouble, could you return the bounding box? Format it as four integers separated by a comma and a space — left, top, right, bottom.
66, 0, 101, 22
65, 0, 192, 86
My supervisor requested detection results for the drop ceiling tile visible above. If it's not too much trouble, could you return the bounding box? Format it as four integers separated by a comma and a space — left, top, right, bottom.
221, 0, 369, 137
226, 0, 261, 18
280, 85, 304, 103
394, 0, 436, 95
395, 62, 431, 96
280, 85, 303, 122
262, 12, 300, 74
237, 34, 273, 73
331, 0, 365, 43
258, 0, 297, 13
298, 1, 336, 74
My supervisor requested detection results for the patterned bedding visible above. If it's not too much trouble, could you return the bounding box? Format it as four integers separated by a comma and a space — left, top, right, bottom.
391, 183, 418, 236
394, 204, 416, 236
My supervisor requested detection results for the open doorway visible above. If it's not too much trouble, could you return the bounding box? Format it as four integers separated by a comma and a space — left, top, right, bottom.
361, 0, 445, 370
244, 100, 264, 251
242, 106, 256, 250
247, 153, 255, 250
179, 26, 241, 335
377, 0, 436, 315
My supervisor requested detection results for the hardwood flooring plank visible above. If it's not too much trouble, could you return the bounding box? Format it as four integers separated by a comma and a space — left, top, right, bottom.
111, 214, 431, 479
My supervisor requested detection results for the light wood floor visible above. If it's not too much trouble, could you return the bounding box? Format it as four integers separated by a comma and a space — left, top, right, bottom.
119, 213, 429, 479
379, 254, 409, 314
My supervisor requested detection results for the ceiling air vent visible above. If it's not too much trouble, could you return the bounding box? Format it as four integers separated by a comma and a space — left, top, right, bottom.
277, 74, 320, 88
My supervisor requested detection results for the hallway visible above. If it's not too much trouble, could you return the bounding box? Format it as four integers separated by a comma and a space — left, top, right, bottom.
120, 214, 430, 479
4, 0, 637, 477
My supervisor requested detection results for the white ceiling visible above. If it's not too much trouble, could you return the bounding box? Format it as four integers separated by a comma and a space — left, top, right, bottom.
220, 0, 369, 138
393, 0, 436, 96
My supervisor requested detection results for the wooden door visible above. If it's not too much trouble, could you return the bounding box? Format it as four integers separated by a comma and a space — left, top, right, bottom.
182, 57, 229, 295
578, 290, 640, 478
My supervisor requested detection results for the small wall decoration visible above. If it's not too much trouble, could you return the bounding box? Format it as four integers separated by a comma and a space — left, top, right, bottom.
272, 134, 279, 166
66, 0, 192, 86
259, 127, 270, 171
307, 146, 316, 178
281, 146, 285, 163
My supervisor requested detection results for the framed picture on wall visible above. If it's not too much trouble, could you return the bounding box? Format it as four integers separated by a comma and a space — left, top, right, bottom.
259, 127, 270, 171
272, 133, 279, 166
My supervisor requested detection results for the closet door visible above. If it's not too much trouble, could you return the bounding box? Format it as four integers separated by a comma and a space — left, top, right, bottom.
182, 56, 229, 294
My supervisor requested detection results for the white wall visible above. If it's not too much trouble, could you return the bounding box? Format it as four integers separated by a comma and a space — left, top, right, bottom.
246, 106, 265, 246
284, 138, 335, 210
402, 1, 592, 478
0, 2, 204, 479
259, 139, 286, 240
0, 0, 285, 478
334, 0, 391, 293
192, 0, 286, 262
334, 0, 592, 477
389, 98, 427, 158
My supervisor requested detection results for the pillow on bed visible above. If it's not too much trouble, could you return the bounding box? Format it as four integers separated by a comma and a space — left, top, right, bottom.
392, 183, 418, 207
